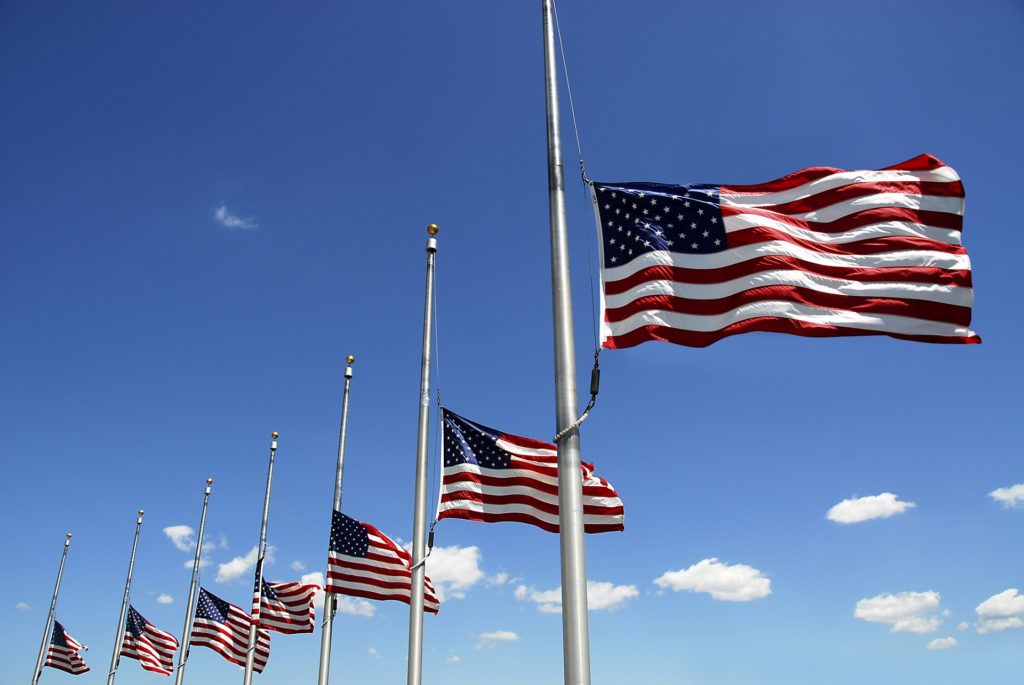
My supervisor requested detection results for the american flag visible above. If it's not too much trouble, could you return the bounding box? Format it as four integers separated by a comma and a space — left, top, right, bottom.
253, 579, 319, 634
190, 587, 270, 672
591, 154, 978, 348
325, 510, 440, 614
120, 605, 179, 676
438, 408, 625, 534
45, 620, 89, 675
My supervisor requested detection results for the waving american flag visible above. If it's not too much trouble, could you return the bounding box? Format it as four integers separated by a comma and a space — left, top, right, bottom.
121, 605, 178, 676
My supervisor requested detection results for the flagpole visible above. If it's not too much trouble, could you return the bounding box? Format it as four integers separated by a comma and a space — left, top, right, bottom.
316, 354, 355, 685
243, 432, 279, 685
174, 478, 213, 685
107, 510, 145, 685
30, 533, 72, 685
541, 2, 592, 684
406, 223, 438, 685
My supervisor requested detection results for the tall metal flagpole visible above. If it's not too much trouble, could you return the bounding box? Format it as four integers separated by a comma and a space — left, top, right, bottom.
107, 510, 145, 685
406, 223, 438, 685
316, 354, 355, 685
541, 2, 592, 684
30, 532, 72, 685
243, 432, 279, 685
174, 478, 213, 685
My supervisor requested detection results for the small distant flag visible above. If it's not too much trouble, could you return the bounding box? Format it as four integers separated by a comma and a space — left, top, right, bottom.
439, 408, 624, 533
591, 154, 979, 347
190, 588, 270, 672
120, 605, 179, 676
253, 580, 319, 634
45, 620, 89, 675
325, 510, 440, 614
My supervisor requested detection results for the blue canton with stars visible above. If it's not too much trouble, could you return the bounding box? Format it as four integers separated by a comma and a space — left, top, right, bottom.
592, 181, 727, 268
329, 510, 370, 557
50, 620, 71, 647
125, 606, 148, 638
196, 588, 232, 624
442, 408, 512, 470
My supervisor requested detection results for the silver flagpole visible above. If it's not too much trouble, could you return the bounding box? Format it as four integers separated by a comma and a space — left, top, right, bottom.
174, 478, 213, 685
243, 432, 279, 685
541, 2, 592, 684
317, 355, 355, 685
107, 510, 145, 685
30, 532, 72, 685
406, 224, 438, 685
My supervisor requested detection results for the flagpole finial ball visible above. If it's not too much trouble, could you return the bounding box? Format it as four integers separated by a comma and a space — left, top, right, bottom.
206, 477, 213, 485
427, 224, 439, 236
138, 509, 145, 517
272, 431, 279, 439
346, 355, 355, 365
66, 533, 72, 539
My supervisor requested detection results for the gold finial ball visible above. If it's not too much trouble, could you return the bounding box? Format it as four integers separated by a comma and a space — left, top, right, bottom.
272, 431, 279, 439
427, 223, 439, 236
66, 533, 72, 539
138, 509, 145, 516
346, 354, 355, 365
206, 477, 213, 485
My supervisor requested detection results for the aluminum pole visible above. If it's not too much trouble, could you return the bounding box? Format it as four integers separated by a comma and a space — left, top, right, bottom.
30, 533, 72, 685
107, 511, 145, 685
317, 355, 355, 685
541, 2, 592, 684
243, 433, 278, 685
174, 478, 213, 685
406, 224, 437, 685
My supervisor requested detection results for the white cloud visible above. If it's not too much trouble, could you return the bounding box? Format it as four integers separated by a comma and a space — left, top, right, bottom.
15, 602, 30, 610
202, 533, 228, 553
476, 630, 519, 649
367, 647, 382, 660
488, 572, 509, 587
213, 204, 258, 230
445, 655, 461, 664
163, 525, 195, 552
156, 594, 173, 604
988, 484, 1024, 509
515, 581, 639, 613
926, 637, 957, 650
424, 545, 485, 601
290, 560, 307, 571
216, 545, 275, 583
957, 621, 970, 631
976, 588, 1024, 634
826, 493, 916, 524
654, 558, 771, 602
854, 591, 943, 633
185, 558, 211, 570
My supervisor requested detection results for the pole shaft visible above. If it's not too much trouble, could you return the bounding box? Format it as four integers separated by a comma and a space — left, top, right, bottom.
243, 436, 277, 685
406, 234, 436, 685
317, 361, 354, 685
541, 2, 592, 684
107, 514, 144, 685
174, 482, 212, 685
31, 535, 71, 685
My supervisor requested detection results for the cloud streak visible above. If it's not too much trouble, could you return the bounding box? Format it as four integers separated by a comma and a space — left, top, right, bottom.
826, 493, 916, 524
989, 484, 1024, 509
213, 204, 258, 230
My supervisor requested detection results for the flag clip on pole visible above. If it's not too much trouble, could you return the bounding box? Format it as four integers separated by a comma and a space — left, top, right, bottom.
541, 2, 592, 684
317, 355, 355, 685
107, 511, 145, 685
406, 224, 437, 685
174, 479, 213, 685
243, 433, 278, 685
30, 533, 72, 685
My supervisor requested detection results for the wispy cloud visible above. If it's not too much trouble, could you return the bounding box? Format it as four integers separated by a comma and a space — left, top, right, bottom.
989, 484, 1024, 509
515, 581, 638, 613
854, 591, 943, 633
213, 203, 258, 230
926, 636, 957, 650
476, 630, 519, 649
654, 558, 771, 602
290, 560, 307, 571
216, 546, 274, 583
156, 594, 173, 604
185, 558, 211, 570
445, 654, 461, 664
976, 588, 1024, 634
163, 525, 195, 552
827, 493, 916, 524
15, 602, 30, 610
367, 647, 382, 660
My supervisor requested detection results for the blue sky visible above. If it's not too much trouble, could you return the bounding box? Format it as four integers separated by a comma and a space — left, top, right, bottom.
2, 2, 1022, 684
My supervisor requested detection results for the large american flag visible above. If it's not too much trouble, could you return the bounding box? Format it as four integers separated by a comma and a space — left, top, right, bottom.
190, 587, 270, 672
591, 154, 978, 348
253, 579, 319, 634
120, 605, 179, 676
325, 510, 440, 614
45, 620, 89, 675
438, 408, 625, 534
